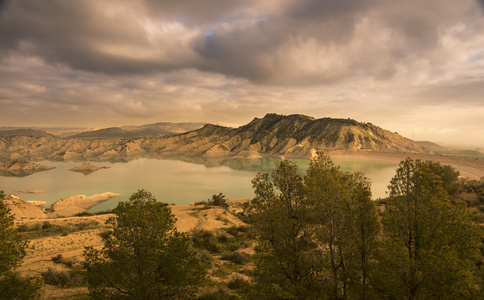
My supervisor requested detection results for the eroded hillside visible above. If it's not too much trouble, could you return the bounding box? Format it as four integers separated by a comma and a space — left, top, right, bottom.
0, 114, 427, 161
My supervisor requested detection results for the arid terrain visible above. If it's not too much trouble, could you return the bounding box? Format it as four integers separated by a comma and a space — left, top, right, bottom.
2, 113, 484, 298
0, 114, 435, 162
10, 198, 249, 299
327, 150, 484, 180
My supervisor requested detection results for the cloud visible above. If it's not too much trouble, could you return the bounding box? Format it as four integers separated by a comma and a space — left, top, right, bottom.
0, 0, 483, 146
1, 0, 481, 85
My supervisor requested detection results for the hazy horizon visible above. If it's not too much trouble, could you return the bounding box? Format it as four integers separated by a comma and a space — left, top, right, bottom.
1, 1, 483, 146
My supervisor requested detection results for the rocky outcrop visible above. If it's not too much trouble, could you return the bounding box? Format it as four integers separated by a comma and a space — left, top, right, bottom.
69, 162, 110, 174
0, 114, 429, 161
2, 195, 48, 219
69, 122, 206, 139
49, 193, 120, 217
0, 129, 53, 138
0, 159, 54, 171
15, 190, 46, 194
0, 159, 55, 176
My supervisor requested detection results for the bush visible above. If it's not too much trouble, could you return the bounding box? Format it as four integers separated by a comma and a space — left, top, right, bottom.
74, 211, 94, 217
221, 251, 249, 264
0, 273, 43, 299
16, 224, 30, 232
208, 193, 228, 209
217, 234, 230, 244
51, 254, 74, 267
191, 229, 222, 253
51, 254, 63, 264
41, 268, 85, 287
42, 221, 52, 229
198, 287, 238, 300
227, 276, 249, 290
224, 225, 248, 236
98, 230, 111, 239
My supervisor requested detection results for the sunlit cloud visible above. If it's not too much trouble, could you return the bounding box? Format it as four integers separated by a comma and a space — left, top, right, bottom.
0, 0, 482, 146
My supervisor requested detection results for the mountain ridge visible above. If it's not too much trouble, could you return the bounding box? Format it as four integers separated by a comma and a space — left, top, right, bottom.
0, 114, 429, 161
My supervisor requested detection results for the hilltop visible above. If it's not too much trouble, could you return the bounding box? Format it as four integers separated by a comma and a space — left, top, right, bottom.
68, 122, 206, 139
0, 128, 54, 138
0, 114, 432, 161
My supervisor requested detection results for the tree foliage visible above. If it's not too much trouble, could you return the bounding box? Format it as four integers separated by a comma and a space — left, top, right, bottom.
208, 192, 228, 209
305, 154, 380, 299
245, 155, 484, 299
0, 190, 43, 299
247, 160, 320, 299
0, 191, 27, 275
84, 189, 206, 299
376, 158, 482, 299
246, 154, 381, 299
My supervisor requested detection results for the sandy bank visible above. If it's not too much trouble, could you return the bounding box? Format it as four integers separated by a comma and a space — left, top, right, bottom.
49, 193, 120, 217
327, 151, 484, 180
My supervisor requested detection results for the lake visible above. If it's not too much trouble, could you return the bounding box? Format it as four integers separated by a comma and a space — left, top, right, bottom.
0, 157, 398, 211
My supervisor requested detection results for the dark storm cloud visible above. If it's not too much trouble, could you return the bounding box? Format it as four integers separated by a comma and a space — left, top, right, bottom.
0, 0, 14, 19
1, 0, 482, 85
0, 0, 483, 145
0, 0, 198, 74
478, 0, 484, 11
140, 0, 261, 24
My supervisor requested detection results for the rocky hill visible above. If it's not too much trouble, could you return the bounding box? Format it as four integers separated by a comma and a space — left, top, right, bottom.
0, 114, 428, 161
69, 162, 110, 172
121, 122, 206, 137
69, 127, 135, 139
0, 159, 55, 176
0, 128, 54, 138
69, 122, 206, 139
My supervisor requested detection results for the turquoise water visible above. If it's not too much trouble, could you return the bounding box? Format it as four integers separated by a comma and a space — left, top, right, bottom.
0, 157, 398, 211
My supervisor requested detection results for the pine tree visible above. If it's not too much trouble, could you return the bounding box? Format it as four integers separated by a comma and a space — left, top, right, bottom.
84, 189, 206, 299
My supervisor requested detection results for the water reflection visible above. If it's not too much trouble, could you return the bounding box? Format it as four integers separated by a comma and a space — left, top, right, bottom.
0, 169, 52, 177
0, 156, 398, 211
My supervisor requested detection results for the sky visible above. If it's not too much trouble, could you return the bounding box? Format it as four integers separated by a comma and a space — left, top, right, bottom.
0, 0, 483, 147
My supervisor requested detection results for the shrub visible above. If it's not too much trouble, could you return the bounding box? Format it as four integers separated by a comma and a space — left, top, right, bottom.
191, 229, 222, 253
198, 287, 238, 300
227, 276, 249, 290
221, 251, 249, 264
0, 273, 43, 299
51, 254, 63, 264
208, 193, 228, 209
51, 254, 74, 268
41, 221, 52, 229
41, 268, 85, 287
74, 211, 94, 217
224, 225, 248, 236
16, 224, 30, 232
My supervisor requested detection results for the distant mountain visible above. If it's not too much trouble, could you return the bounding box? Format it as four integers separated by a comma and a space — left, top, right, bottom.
164, 113, 425, 157
69, 127, 135, 139
457, 150, 483, 158
0, 114, 428, 161
121, 122, 206, 137
69, 122, 206, 139
416, 141, 448, 153
0, 129, 54, 138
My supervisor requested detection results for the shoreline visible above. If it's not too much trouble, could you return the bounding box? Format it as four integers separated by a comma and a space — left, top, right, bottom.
327, 150, 484, 180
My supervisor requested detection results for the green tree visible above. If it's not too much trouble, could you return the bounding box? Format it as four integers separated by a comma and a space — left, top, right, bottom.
305, 153, 380, 299
376, 158, 482, 299
84, 190, 206, 299
0, 190, 43, 299
246, 160, 321, 299
0, 191, 26, 275
208, 192, 228, 209
246, 155, 381, 299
